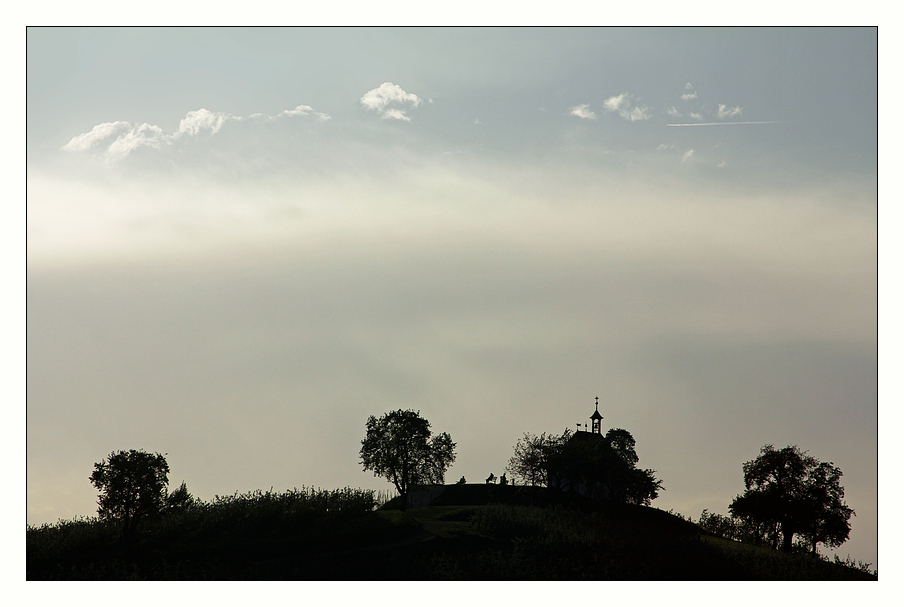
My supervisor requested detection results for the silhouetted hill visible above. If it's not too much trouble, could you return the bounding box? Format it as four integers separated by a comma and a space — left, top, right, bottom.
27, 484, 876, 580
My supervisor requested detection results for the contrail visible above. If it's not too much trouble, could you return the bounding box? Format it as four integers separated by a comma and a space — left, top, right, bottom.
667, 121, 791, 127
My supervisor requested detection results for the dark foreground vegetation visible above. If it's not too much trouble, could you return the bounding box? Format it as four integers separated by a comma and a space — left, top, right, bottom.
27, 483, 875, 581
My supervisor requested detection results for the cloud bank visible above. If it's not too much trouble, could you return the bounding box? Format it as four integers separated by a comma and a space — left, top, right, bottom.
62, 104, 331, 162
62, 82, 425, 164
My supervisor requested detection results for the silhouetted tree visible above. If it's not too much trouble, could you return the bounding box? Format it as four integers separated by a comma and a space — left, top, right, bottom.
796, 461, 855, 554
605, 428, 639, 467
729, 444, 854, 554
508, 427, 661, 504
624, 467, 663, 506
506, 430, 571, 487
360, 409, 455, 509
89, 449, 170, 543
697, 509, 777, 545
165, 481, 196, 511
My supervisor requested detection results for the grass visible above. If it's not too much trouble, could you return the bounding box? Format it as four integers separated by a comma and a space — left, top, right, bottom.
27, 484, 877, 581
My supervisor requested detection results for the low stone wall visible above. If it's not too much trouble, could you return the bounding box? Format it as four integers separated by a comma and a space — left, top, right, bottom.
405, 485, 449, 509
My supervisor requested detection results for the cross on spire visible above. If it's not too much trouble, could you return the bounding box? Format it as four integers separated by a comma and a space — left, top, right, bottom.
590, 396, 603, 434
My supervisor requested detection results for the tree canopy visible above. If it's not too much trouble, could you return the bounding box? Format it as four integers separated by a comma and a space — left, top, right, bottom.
359, 409, 456, 501
505, 430, 570, 487
729, 444, 854, 554
89, 449, 171, 541
506, 427, 661, 505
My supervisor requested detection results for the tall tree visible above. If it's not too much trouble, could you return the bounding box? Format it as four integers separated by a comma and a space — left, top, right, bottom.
506, 430, 571, 487
89, 449, 171, 542
360, 409, 456, 507
605, 428, 639, 467
797, 461, 855, 554
729, 444, 854, 553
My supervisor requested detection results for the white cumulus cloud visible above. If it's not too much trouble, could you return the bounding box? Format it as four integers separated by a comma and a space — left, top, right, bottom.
570, 104, 597, 120
626, 106, 652, 121
63, 121, 167, 161
681, 83, 698, 101
278, 105, 331, 121
717, 104, 743, 119
61, 103, 330, 162
603, 93, 629, 112
105, 123, 167, 161
602, 93, 652, 121
360, 82, 422, 121
177, 108, 234, 137
62, 121, 133, 152
381, 108, 411, 122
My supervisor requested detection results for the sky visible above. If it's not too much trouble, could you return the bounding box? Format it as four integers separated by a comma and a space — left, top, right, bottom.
25, 26, 878, 576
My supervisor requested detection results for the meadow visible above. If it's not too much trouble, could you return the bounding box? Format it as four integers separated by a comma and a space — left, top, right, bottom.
26, 483, 876, 580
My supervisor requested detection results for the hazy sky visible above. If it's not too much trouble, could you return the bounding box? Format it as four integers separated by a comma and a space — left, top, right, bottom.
26, 27, 877, 570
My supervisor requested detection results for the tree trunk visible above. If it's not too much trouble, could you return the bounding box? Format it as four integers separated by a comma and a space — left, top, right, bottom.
122, 511, 132, 543
781, 527, 794, 553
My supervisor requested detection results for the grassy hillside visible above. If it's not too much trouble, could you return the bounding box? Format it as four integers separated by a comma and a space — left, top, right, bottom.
26, 484, 876, 580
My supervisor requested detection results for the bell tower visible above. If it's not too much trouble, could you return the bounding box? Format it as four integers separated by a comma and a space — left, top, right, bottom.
590, 396, 603, 435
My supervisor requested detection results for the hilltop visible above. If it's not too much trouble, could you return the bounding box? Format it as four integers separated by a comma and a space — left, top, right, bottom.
26, 483, 875, 581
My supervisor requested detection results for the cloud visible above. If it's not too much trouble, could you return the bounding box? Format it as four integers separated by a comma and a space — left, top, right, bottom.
570, 104, 597, 120
63, 121, 167, 161
681, 83, 698, 101
360, 82, 422, 121
717, 104, 743, 119
61, 121, 133, 152
61, 103, 330, 161
381, 108, 411, 122
603, 93, 629, 113
667, 107, 680, 117
602, 93, 652, 121
105, 123, 167, 161
689, 112, 703, 121
657, 143, 695, 162
278, 105, 331, 121
625, 106, 652, 121
176, 108, 234, 137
